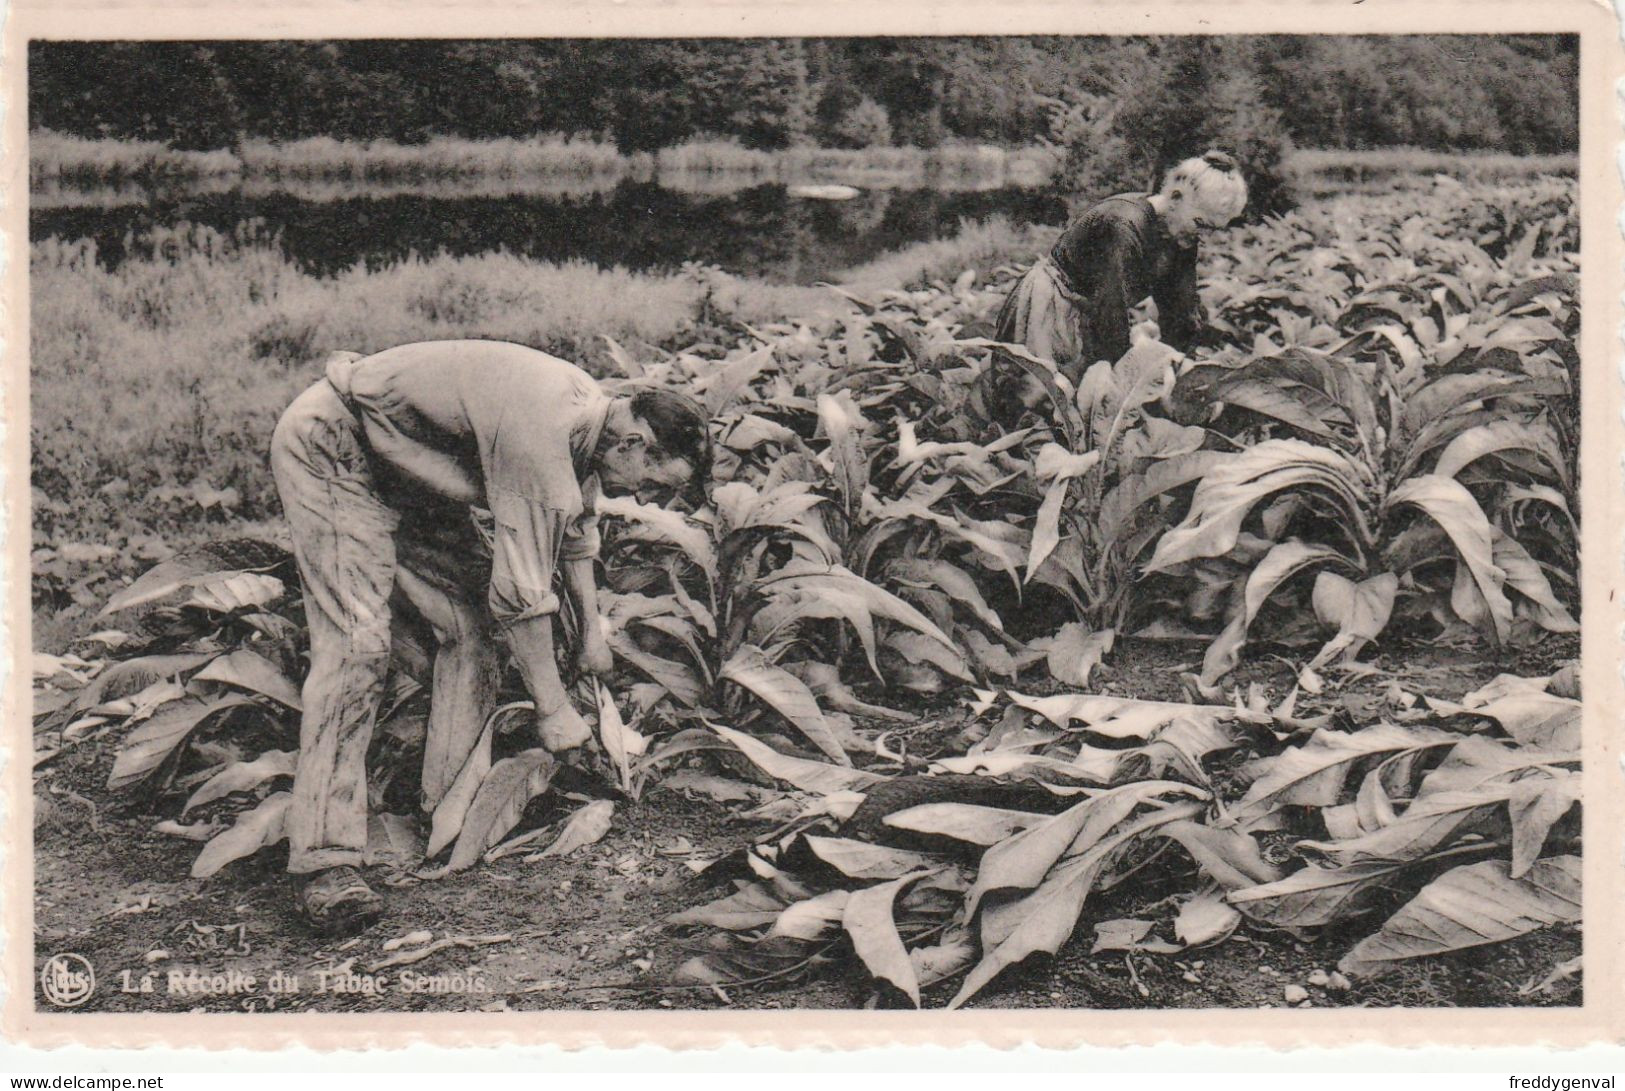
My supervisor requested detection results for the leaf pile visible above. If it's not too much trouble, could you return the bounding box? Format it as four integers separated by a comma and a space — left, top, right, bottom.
668, 670, 1579, 1006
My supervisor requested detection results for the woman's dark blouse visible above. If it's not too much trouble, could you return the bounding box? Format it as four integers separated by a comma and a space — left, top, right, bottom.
1047, 193, 1204, 367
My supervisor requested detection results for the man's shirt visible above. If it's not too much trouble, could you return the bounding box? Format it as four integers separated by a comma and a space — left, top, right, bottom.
325, 340, 610, 627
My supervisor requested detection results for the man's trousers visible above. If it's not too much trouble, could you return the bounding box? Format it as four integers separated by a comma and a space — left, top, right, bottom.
271, 379, 501, 874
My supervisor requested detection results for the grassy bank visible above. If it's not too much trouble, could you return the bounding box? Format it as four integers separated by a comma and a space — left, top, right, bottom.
31, 130, 1057, 194
839, 215, 1049, 295
655, 139, 1056, 189
30, 131, 242, 187
31, 173, 636, 212
29, 215, 1044, 567
36, 131, 1578, 194
242, 134, 639, 181
29, 130, 645, 187
1286, 147, 1577, 196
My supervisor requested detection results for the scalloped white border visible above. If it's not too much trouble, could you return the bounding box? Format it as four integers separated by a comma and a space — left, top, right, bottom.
2, 0, 1621, 1055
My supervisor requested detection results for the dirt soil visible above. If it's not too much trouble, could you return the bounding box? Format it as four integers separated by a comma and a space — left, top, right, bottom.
31, 633, 1582, 1014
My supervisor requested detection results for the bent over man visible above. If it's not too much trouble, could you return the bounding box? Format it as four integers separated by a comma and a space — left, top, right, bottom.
270, 339, 711, 933
994, 150, 1248, 409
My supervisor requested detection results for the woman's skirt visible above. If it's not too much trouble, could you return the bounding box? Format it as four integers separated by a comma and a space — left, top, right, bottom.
994, 256, 1088, 375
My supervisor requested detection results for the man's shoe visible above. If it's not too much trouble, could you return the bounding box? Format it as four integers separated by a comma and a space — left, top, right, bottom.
295, 865, 384, 935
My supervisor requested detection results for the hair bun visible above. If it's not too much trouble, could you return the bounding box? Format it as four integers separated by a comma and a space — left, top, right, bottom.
1201, 150, 1238, 172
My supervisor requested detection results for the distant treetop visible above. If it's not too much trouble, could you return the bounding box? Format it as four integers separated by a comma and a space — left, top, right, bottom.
28, 35, 1577, 163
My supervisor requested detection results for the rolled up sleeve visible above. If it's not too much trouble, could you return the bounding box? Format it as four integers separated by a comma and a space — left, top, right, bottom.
477, 360, 606, 627
486, 489, 571, 627
560, 476, 600, 563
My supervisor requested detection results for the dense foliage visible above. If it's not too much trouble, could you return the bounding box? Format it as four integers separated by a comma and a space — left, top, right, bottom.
32, 174, 1580, 1006
31, 36, 1577, 161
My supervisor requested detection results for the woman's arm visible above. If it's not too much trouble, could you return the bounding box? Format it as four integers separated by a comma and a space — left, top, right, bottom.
1153, 247, 1205, 353
1081, 220, 1147, 367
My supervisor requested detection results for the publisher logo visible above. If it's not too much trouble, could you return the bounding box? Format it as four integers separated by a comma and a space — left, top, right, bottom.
40, 953, 95, 1008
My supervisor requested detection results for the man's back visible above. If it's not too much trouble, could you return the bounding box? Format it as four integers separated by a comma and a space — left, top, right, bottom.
326, 339, 608, 511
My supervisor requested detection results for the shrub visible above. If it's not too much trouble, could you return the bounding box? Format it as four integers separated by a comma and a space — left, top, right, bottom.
830, 97, 894, 150
1047, 40, 1298, 216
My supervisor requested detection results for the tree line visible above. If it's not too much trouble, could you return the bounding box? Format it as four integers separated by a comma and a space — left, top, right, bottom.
30, 36, 1576, 157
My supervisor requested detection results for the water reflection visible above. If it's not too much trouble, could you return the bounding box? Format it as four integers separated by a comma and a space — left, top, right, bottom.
31, 179, 1065, 284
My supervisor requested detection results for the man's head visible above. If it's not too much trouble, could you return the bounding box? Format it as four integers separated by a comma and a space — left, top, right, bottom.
596, 388, 713, 508
1158, 150, 1249, 243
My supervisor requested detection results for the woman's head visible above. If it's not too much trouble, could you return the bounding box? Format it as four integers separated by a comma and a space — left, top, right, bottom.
1158, 150, 1249, 241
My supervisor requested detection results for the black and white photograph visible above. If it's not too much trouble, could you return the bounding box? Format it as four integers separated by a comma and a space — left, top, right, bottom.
17, 18, 1602, 1033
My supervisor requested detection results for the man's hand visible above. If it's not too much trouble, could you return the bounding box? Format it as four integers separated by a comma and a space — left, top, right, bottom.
577, 637, 614, 677
538, 701, 593, 753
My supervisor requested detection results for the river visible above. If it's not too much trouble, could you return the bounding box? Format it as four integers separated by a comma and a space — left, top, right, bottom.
31, 178, 1065, 284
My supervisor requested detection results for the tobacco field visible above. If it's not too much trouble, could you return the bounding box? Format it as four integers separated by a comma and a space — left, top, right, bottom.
32, 175, 1583, 1010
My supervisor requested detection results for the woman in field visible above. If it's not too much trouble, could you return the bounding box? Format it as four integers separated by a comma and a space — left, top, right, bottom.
995, 150, 1248, 392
